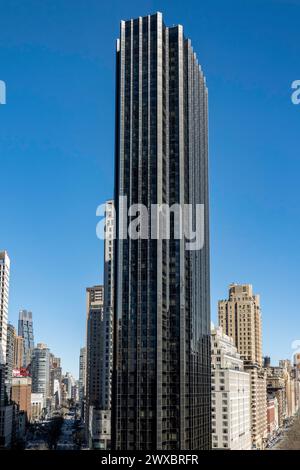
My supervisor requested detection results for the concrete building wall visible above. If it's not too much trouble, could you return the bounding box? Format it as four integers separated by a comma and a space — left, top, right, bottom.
0, 252, 10, 366
31, 393, 43, 421
247, 366, 268, 449
0, 405, 13, 447
211, 327, 251, 450
11, 377, 32, 421
18, 310, 34, 367
218, 284, 267, 448
31, 343, 50, 404
219, 284, 262, 367
13, 335, 24, 369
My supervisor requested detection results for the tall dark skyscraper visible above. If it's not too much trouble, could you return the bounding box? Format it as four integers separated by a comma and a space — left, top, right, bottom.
112, 12, 211, 450
18, 310, 34, 367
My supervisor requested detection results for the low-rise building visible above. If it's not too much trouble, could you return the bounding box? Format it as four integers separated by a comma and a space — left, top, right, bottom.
31, 393, 43, 422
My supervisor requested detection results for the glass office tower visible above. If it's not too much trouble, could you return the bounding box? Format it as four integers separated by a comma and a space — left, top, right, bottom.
18, 310, 35, 367
112, 12, 211, 450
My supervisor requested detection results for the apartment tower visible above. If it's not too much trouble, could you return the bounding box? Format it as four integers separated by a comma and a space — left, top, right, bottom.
18, 310, 34, 367
78, 347, 86, 402
85, 285, 104, 410
0, 252, 10, 366
112, 12, 210, 450
0, 252, 12, 447
211, 326, 251, 450
13, 334, 24, 370
31, 343, 50, 406
101, 200, 114, 411
218, 284, 267, 449
11, 375, 32, 422
218, 284, 262, 367
5, 323, 16, 402
85, 285, 111, 448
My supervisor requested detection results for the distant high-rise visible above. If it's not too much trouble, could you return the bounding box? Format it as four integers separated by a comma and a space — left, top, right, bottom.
218, 284, 263, 367
62, 372, 75, 400
102, 200, 114, 411
11, 375, 32, 422
13, 334, 24, 370
211, 326, 251, 450
85, 285, 111, 449
0, 252, 12, 447
78, 347, 86, 402
49, 354, 62, 404
5, 324, 16, 402
85, 284, 104, 412
112, 12, 210, 450
0, 251, 10, 365
218, 284, 267, 449
31, 343, 50, 406
264, 356, 271, 369
18, 310, 34, 367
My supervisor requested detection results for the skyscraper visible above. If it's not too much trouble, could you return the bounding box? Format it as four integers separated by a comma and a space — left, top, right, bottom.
31, 343, 50, 406
18, 310, 34, 367
0, 251, 10, 366
86, 285, 112, 448
112, 12, 210, 450
218, 284, 263, 367
218, 284, 267, 449
11, 375, 32, 422
62, 372, 75, 400
79, 347, 86, 402
102, 200, 114, 412
13, 334, 24, 370
85, 201, 115, 449
5, 323, 16, 402
49, 354, 62, 407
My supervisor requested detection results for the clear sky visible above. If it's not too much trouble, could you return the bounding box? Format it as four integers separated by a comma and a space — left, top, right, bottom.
0, 0, 299, 377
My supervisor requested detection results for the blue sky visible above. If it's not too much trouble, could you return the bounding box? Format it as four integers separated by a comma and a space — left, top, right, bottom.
0, 0, 299, 377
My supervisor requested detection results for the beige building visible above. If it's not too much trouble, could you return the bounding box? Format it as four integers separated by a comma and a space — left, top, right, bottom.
218, 284, 267, 449
31, 393, 43, 421
85, 285, 104, 447
0, 252, 12, 447
279, 360, 298, 418
219, 284, 262, 367
11, 376, 32, 421
0, 252, 10, 365
13, 335, 24, 369
248, 366, 268, 448
266, 359, 300, 428
211, 326, 251, 450
266, 367, 286, 427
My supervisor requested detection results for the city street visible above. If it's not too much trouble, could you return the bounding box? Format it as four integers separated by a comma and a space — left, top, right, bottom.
25, 412, 79, 450
273, 415, 300, 450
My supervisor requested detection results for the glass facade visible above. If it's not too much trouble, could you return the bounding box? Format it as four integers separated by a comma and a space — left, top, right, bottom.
18, 310, 34, 367
86, 286, 104, 409
31, 345, 50, 400
112, 12, 211, 450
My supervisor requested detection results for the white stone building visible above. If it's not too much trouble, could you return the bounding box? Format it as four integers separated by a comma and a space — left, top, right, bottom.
211, 326, 251, 450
